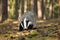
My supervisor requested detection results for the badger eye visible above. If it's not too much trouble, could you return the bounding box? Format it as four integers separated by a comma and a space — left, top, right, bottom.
21, 21, 23, 24
26, 20, 30, 22
26, 21, 29, 22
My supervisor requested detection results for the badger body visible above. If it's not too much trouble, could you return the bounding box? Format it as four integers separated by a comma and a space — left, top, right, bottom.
19, 11, 36, 31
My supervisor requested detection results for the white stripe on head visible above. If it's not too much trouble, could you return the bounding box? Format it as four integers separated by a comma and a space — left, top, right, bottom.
27, 21, 32, 27
24, 18, 27, 29
20, 22, 23, 27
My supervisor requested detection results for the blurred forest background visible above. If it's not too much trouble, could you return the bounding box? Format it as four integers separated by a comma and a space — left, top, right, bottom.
0, 0, 60, 22
0, 0, 60, 40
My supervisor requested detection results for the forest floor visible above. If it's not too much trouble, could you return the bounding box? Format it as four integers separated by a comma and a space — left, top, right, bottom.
0, 18, 60, 40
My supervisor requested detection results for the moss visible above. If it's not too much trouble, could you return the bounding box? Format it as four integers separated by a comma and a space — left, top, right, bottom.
48, 33, 58, 37
30, 30, 38, 36
26, 30, 38, 38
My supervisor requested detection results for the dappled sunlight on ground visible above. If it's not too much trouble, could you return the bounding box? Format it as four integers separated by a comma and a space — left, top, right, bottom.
0, 19, 60, 40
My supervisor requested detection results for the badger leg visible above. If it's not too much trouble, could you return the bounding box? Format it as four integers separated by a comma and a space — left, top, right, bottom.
19, 24, 23, 31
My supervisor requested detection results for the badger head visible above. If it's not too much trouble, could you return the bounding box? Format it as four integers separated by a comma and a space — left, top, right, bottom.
19, 18, 33, 31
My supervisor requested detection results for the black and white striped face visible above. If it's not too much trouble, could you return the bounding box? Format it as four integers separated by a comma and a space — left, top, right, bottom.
20, 18, 33, 30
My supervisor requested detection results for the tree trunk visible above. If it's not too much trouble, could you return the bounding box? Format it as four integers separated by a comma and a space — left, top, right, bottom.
37, 0, 42, 19
14, 0, 19, 19
27, 0, 31, 11
0, 0, 2, 23
24, 0, 27, 12
58, 0, 60, 18
33, 0, 38, 17
49, 0, 54, 19
31, 0, 34, 11
18, 0, 22, 23
21, 0, 24, 15
41, 0, 46, 20
2, 0, 8, 21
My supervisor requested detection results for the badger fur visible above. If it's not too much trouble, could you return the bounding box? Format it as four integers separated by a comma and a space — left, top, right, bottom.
19, 11, 37, 31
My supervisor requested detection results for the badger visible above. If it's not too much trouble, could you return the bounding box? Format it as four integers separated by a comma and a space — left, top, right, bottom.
19, 11, 37, 31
